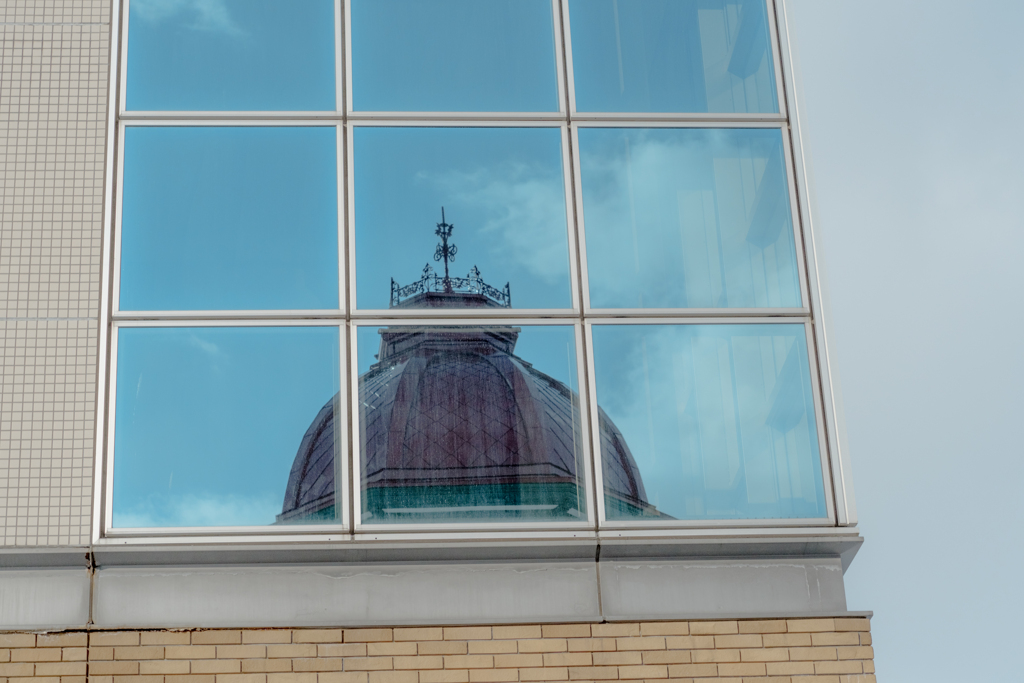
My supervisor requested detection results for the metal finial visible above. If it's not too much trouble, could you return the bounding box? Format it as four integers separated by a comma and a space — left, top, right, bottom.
433, 206, 457, 293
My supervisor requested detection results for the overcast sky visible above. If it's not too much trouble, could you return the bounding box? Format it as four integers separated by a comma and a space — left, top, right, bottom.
786, 1, 1024, 679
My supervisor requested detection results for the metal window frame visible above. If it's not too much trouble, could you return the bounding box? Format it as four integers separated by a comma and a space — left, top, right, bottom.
102, 318, 350, 538
93, 0, 855, 544
584, 317, 836, 529
348, 318, 597, 534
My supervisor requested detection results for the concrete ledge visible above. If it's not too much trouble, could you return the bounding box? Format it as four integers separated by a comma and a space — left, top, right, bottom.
0, 568, 91, 630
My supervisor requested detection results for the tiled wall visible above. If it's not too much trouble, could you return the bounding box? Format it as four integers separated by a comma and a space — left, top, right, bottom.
0, 618, 876, 683
0, 0, 109, 545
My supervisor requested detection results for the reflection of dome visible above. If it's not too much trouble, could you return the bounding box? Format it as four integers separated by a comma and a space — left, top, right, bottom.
278, 293, 655, 524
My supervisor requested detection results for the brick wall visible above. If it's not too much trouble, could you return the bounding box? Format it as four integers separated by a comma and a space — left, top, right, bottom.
0, 619, 874, 683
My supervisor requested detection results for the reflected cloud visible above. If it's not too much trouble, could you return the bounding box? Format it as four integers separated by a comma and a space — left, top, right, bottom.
114, 492, 280, 528
133, 0, 243, 36
421, 164, 568, 284
187, 333, 221, 357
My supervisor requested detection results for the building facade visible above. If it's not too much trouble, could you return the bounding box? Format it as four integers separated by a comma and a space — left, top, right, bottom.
0, 1, 873, 681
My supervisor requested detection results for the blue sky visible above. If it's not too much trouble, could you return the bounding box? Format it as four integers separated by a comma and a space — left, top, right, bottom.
787, 1, 1024, 679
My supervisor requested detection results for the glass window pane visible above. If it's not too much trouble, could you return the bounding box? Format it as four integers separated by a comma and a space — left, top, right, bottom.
112, 327, 341, 528
119, 127, 339, 311
354, 127, 573, 310
591, 324, 827, 521
357, 324, 586, 524
568, 0, 778, 113
126, 0, 336, 111
351, 0, 559, 112
579, 128, 801, 309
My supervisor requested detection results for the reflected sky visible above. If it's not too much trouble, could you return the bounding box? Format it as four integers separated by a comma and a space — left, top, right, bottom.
127, 0, 336, 111
579, 127, 801, 309
120, 127, 339, 311
112, 326, 340, 528
568, 0, 778, 113
351, 0, 558, 112
592, 324, 826, 520
354, 127, 572, 310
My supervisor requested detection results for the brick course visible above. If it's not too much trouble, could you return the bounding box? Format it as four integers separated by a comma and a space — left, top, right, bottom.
0, 618, 873, 683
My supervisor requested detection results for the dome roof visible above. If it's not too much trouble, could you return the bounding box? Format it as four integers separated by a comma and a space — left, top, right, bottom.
279, 303, 653, 523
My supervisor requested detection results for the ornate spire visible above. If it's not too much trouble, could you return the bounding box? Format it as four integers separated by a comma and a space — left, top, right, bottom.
433, 207, 457, 293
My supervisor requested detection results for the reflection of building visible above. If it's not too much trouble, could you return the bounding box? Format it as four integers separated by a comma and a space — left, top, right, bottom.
280, 265, 660, 523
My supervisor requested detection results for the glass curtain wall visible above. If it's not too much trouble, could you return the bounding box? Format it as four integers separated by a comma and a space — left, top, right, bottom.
108, 0, 831, 534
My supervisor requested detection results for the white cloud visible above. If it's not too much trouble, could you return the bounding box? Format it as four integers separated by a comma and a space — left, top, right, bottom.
132, 0, 243, 36
187, 332, 221, 357
114, 491, 281, 528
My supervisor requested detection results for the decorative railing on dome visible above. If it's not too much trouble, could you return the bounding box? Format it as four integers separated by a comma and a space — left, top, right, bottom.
391, 264, 511, 308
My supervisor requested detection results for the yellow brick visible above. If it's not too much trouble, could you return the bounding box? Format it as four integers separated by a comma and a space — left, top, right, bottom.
714, 635, 762, 649
242, 660, 292, 673
192, 660, 242, 674
468, 670, 517, 683
739, 648, 788, 662
91, 634, 140, 648
639, 622, 688, 636
37, 634, 87, 648
666, 663, 717, 678
419, 670, 469, 683
766, 661, 815, 676
393, 656, 442, 670
268, 675, 317, 683
392, 628, 443, 643
60, 676, 88, 683
268, 645, 318, 659
35, 663, 87, 676
519, 667, 568, 681
0, 636, 35, 649
112, 676, 164, 683
863, 660, 875, 674
640, 651, 690, 665
90, 676, 115, 683
860, 634, 872, 646
141, 632, 192, 646
811, 633, 860, 647
420, 642, 468, 656
63, 648, 87, 662
789, 647, 838, 662
341, 659, 392, 672
215, 675, 266, 683
443, 628, 491, 642
139, 660, 190, 675
517, 640, 566, 654
166, 646, 218, 660
0, 648, 9, 662
592, 652, 642, 667
368, 672, 416, 683
0, 663, 35, 676
318, 674, 368, 683
663, 636, 714, 650
166, 676, 216, 683
833, 619, 870, 633
442, 655, 493, 670
342, 631, 392, 644
717, 662, 766, 677
11, 648, 61, 662
618, 665, 667, 679
295, 631, 344, 644
218, 645, 266, 659
541, 625, 591, 639
113, 647, 163, 661
90, 647, 114, 661
837, 647, 873, 660
568, 667, 617, 680
367, 643, 416, 657
816, 661, 863, 675
491, 626, 541, 640
468, 641, 516, 655
762, 634, 811, 648
88, 662, 138, 676
493, 654, 542, 669
293, 659, 348, 673
691, 649, 740, 663
319, 645, 366, 658
688, 622, 738, 636
616, 637, 665, 651
590, 624, 639, 638
566, 638, 616, 652
542, 653, 591, 668
194, 632, 243, 645
243, 632, 293, 645
786, 619, 835, 633
738, 621, 787, 634
842, 676, 876, 683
